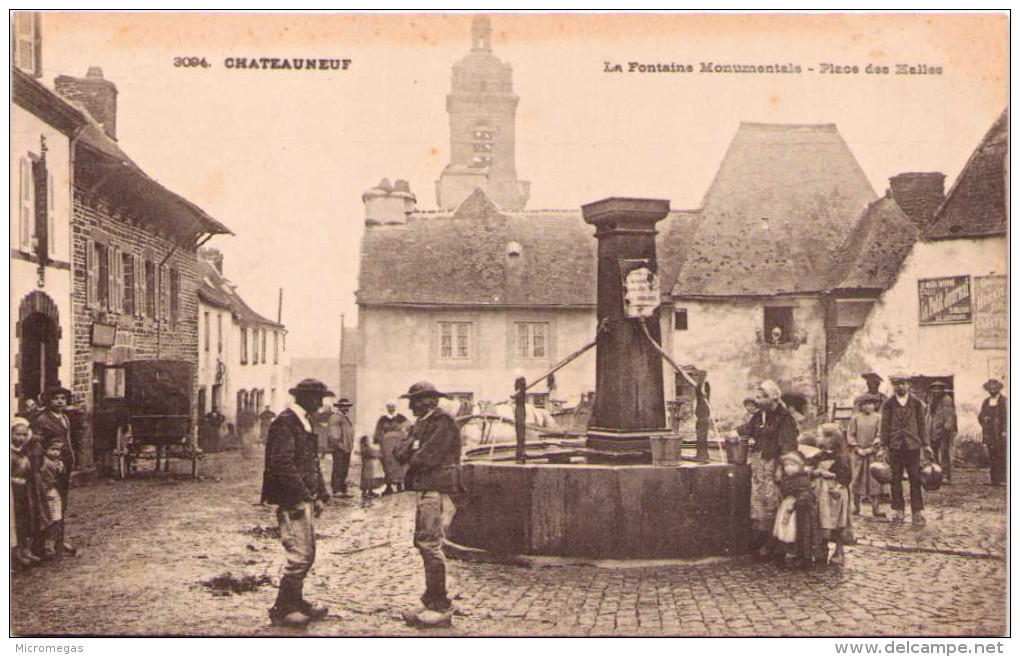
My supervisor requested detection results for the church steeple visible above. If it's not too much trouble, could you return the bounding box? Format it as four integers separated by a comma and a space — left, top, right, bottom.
436, 15, 530, 211
472, 15, 492, 52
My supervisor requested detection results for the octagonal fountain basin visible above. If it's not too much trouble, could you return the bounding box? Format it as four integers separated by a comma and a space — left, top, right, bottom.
448, 457, 752, 560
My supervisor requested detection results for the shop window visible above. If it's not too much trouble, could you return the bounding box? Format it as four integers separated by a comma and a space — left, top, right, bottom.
764, 306, 794, 345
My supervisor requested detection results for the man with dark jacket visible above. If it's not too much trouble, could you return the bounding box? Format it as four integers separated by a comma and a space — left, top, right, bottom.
978, 379, 1007, 486
926, 382, 958, 484
261, 378, 333, 627
878, 374, 932, 526
30, 385, 77, 556
394, 381, 462, 628
327, 398, 355, 497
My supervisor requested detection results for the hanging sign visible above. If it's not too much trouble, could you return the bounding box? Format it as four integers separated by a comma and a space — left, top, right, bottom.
973, 275, 1007, 349
621, 260, 660, 318
918, 276, 971, 325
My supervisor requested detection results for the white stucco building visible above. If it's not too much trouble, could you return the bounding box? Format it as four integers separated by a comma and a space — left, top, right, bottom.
11, 60, 87, 410
829, 111, 1008, 437
196, 250, 290, 440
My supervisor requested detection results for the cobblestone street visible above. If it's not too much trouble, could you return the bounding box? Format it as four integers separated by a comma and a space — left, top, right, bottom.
11, 453, 1006, 637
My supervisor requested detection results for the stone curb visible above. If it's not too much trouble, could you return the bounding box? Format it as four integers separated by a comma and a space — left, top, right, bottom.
854, 538, 1004, 560
444, 540, 743, 569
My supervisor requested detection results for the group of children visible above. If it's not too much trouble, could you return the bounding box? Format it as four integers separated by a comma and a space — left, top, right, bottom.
10, 417, 68, 566
770, 422, 856, 568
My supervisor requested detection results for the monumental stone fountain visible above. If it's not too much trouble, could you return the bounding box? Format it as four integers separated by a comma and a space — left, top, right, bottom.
447, 198, 752, 559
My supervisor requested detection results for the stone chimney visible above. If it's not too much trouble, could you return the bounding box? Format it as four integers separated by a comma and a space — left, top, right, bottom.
199, 247, 224, 275
55, 67, 118, 140
887, 172, 946, 229
363, 178, 415, 225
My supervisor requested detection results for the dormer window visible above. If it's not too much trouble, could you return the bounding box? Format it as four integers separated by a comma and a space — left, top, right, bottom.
761, 217, 770, 231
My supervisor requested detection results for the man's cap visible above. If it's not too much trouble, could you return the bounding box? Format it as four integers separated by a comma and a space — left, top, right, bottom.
333, 398, 354, 408
928, 381, 949, 390
861, 371, 883, 381
399, 381, 452, 400
889, 372, 912, 383
984, 378, 1004, 392
288, 378, 336, 398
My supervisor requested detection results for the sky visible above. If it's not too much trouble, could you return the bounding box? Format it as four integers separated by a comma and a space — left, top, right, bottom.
36, 12, 1008, 358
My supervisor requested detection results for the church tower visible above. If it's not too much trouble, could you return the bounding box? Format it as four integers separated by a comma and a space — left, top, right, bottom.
436, 15, 530, 211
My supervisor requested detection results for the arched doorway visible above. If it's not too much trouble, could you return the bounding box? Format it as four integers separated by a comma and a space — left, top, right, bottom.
17, 291, 62, 405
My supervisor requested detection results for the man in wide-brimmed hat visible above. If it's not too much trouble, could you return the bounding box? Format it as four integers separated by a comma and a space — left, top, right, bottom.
394, 381, 462, 628
860, 371, 887, 407
926, 381, 958, 484
878, 373, 932, 526
978, 379, 1007, 486
261, 378, 334, 627
30, 385, 76, 556
326, 398, 355, 498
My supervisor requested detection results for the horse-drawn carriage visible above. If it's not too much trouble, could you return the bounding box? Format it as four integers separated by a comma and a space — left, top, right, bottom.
110, 360, 200, 479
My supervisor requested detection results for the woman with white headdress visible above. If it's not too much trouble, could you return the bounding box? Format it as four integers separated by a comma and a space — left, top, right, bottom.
374, 401, 410, 495
732, 379, 800, 560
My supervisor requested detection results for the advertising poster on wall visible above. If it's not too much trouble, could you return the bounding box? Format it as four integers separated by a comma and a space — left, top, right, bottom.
973, 275, 1007, 349
918, 275, 972, 325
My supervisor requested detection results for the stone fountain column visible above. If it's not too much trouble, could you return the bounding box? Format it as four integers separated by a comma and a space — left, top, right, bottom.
582, 197, 671, 456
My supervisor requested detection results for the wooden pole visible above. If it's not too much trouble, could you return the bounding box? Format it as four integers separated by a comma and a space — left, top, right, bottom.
339, 314, 345, 396
514, 376, 527, 463
277, 288, 283, 324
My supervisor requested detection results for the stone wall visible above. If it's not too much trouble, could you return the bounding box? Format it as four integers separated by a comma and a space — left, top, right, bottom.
71, 191, 204, 464
665, 297, 827, 428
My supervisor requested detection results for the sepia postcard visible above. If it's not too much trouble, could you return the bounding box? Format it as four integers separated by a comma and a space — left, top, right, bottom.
9, 11, 1009, 641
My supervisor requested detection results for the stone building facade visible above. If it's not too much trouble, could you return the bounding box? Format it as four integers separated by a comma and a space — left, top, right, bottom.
58, 68, 231, 469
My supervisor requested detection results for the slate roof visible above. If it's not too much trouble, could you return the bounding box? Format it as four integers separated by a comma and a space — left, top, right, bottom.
925, 110, 1008, 241
62, 91, 232, 238
357, 188, 699, 307
673, 122, 877, 297
832, 196, 920, 290
198, 261, 283, 328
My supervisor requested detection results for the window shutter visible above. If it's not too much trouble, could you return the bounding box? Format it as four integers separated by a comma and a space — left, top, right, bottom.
19, 157, 33, 251
136, 257, 145, 317
46, 171, 55, 256
86, 239, 96, 307
109, 245, 121, 312
161, 264, 169, 321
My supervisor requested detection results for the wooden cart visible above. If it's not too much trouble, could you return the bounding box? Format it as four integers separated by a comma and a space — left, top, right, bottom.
114, 360, 200, 479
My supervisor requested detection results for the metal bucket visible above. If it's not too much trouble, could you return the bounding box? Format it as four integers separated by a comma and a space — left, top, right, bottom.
724, 438, 749, 465
650, 435, 684, 466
